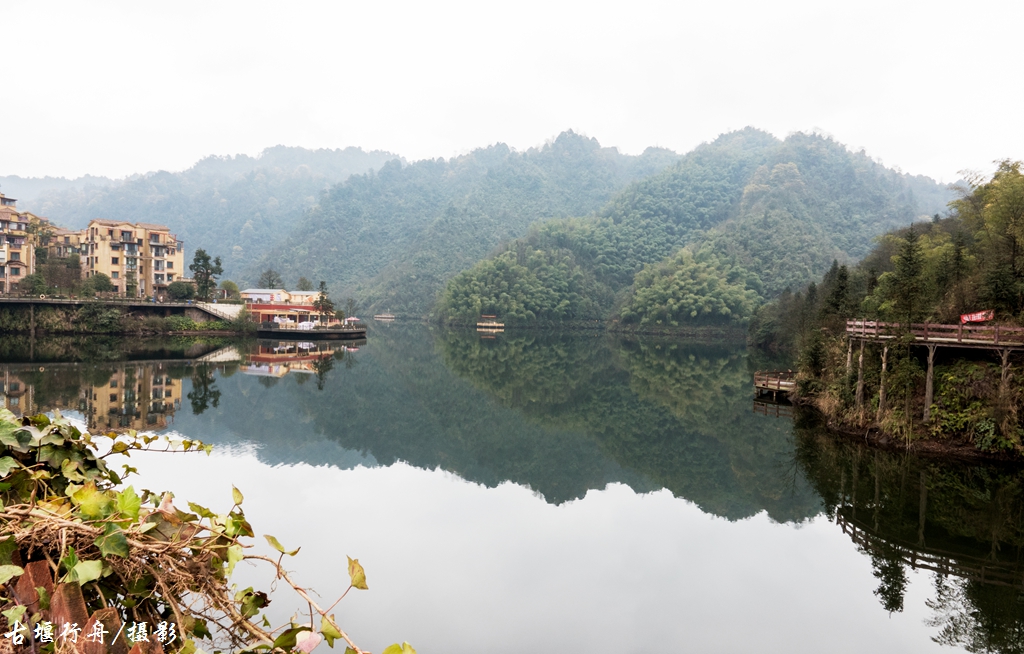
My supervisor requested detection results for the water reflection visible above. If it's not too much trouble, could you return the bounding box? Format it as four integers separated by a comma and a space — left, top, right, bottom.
438, 330, 819, 521
3, 328, 1024, 651
794, 416, 1024, 651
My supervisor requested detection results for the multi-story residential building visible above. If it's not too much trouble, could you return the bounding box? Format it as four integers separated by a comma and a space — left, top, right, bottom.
82, 219, 184, 298
48, 227, 84, 259
0, 193, 36, 292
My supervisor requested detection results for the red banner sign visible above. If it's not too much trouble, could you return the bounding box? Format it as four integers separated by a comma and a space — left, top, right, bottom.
960, 310, 994, 324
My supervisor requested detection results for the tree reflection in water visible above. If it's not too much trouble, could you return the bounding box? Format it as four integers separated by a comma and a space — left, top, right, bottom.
794, 414, 1024, 651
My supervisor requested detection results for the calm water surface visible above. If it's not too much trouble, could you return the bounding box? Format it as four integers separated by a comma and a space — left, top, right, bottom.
2, 326, 1022, 653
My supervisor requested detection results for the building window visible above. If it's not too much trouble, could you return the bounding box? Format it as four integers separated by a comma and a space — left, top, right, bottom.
11, 268, 19, 276
110, 394, 118, 402
111, 244, 120, 251
10, 383, 19, 392
108, 230, 114, 237
167, 261, 173, 269
112, 272, 119, 279
10, 253, 19, 262
64, 237, 70, 244
110, 380, 118, 388
112, 257, 119, 265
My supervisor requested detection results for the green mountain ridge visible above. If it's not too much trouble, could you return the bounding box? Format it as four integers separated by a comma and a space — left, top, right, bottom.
248, 131, 681, 315
438, 129, 953, 325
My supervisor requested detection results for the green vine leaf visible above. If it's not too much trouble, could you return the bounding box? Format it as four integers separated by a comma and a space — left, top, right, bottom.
321, 614, 343, 648
225, 544, 244, 577
116, 486, 142, 522
232, 486, 244, 505
1, 605, 26, 625
0, 456, 19, 477
347, 556, 368, 590
70, 560, 104, 584
264, 535, 299, 556
0, 564, 25, 585
95, 525, 129, 558
71, 482, 114, 520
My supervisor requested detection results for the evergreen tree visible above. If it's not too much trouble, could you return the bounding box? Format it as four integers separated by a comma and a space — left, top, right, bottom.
190, 249, 224, 301
313, 281, 335, 324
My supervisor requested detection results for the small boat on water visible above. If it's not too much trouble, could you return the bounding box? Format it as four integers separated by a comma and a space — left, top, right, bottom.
256, 322, 367, 340
477, 314, 504, 333
373, 313, 396, 322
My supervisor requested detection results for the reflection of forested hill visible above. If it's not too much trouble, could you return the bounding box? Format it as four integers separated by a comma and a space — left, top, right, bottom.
794, 420, 1024, 650
167, 325, 649, 505
437, 329, 821, 522
8, 327, 818, 521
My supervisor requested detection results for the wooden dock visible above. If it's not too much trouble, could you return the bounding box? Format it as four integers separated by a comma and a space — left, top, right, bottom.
846, 319, 1024, 349
845, 319, 1024, 424
753, 370, 796, 401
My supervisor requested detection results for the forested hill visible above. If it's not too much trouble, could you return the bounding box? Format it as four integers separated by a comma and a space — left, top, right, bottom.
15, 146, 398, 280
246, 131, 680, 314
438, 129, 952, 326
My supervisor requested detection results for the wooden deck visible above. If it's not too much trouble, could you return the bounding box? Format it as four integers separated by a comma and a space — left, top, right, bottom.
753, 370, 796, 399
847, 320, 1024, 349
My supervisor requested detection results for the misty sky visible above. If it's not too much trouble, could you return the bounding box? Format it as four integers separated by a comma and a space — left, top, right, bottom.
4, 0, 1021, 183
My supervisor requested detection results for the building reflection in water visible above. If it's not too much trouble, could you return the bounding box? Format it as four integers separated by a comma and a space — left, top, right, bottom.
2, 363, 183, 432
240, 340, 363, 379
0, 340, 364, 431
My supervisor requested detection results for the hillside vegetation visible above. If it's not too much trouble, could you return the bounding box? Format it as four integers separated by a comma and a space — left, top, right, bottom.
752, 160, 1024, 455
438, 129, 951, 325
18, 146, 398, 281
248, 131, 680, 315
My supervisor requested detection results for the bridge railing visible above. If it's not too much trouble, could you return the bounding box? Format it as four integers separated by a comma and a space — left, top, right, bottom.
753, 370, 796, 390
847, 320, 1024, 346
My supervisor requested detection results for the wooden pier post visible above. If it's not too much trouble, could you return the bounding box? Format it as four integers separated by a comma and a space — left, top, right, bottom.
917, 469, 928, 548
855, 340, 865, 410
924, 344, 937, 423
1000, 348, 1012, 397
846, 339, 853, 377
876, 344, 888, 423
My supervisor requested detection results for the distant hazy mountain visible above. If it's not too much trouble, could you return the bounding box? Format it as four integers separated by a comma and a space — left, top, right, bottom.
0, 174, 117, 204
17, 146, 400, 281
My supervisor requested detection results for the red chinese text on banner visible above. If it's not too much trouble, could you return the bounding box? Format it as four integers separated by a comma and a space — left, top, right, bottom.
960, 310, 994, 324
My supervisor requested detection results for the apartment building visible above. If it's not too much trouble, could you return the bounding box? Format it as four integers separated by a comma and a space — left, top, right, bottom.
82, 219, 184, 298
0, 193, 36, 292
48, 226, 84, 259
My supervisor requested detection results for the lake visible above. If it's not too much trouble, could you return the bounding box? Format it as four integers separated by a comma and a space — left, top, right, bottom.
2, 325, 1022, 653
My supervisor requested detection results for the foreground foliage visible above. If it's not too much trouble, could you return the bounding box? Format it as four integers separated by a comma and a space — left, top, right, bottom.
0, 410, 411, 653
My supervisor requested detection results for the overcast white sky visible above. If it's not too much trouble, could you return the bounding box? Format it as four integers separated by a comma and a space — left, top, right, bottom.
3, 0, 1021, 183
